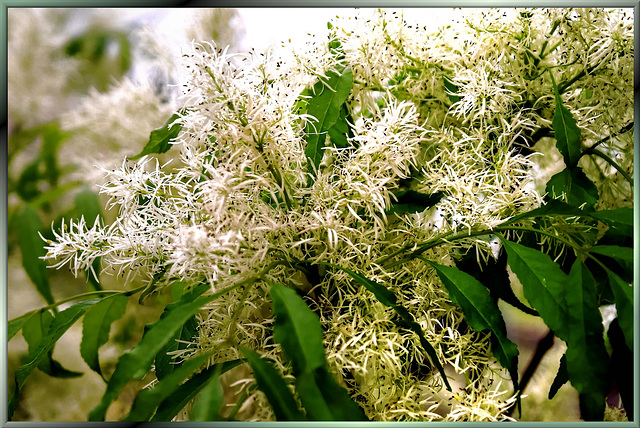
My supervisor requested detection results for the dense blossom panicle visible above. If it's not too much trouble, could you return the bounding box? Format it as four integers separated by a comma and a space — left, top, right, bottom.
41, 8, 632, 421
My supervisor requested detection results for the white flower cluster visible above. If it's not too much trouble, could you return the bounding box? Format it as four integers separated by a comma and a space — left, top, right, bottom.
42, 8, 633, 421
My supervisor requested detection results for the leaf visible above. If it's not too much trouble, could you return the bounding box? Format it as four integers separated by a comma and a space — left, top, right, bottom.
605, 269, 633, 350
548, 353, 568, 399
428, 262, 519, 396
242, 348, 306, 421
325, 265, 452, 391
9, 298, 103, 420
130, 112, 183, 160
40, 122, 67, 187
8, 312, 38, 341
190, 363, 225, 421
326, 102, 352, 149
150, 359, 245, 421
75, 187, 104, 288
89, 283, 222, 421
564, 259, 609, 421
269, 282, 368, 421
588, 245, 633, 283
608, 318, 634, 420
386, 190, 445, 215
552, 85, 582, 168
123, 351, 214, 421
17, 204, 53, 304
80, 294, 128, 377
501, 239, 570, 342
546, 167, 598, 210
443, 75, 460, 104
504, 198, 587, 225
590, 207, 633, 236
305, 65, 353, 178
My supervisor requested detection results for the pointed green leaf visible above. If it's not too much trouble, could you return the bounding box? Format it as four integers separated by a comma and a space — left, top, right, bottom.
564, 259, 609, 421
150, 359, 245, 422
81, 294, 128, 377
17, 204, 53, 304
428, 263, 519, 388
89, 283, 231, 421
123, 351, 214, 421
9, 298, 102, 420
130, 112, 183, 160
242, 348, 306, 421
325, 264, 452, 391
605, 269, 633, 350
501, 239, 570, 342
552, 86, 581, 168
548, 353, 568, 399
305, 65, 353, 178
590, 208, 633, 237
588, 245, 633, 282
154, 303, 199, 380
190, 364, 225, 421
546, 167, 598, 210
8, 312, 38, 341
326, 103, 352, 149
608, 318, 634, 419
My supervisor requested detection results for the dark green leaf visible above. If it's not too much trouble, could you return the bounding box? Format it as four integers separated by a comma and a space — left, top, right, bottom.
305, 65, 353, 178
588, 246, 633, 283
8, 312, 38, 341
326, 265, 452, 391
591, 208, 633, 234
16, 159, 42, 201
443, 75, 460, 104
150, 359, 244, 421
564, 259, 609, 421
40, 123, 67, 187
546, 167, 598, 210
89, 283, 222, 421
130, 112, 183, 160
242, 348, 307, 421
80, 294, 128, 377
503, 199, 587, 225
605, 269, 633, 350
74, 188, 102, 226
9, 298, 102, 420
123, 351, 214, 421
428, 262, 519, 395
190, 363, 225, 421
552, 86, 581, 168
608, 318, 634, 420
548, 353, 568, 399
501, 239, 570, 342
17, 204, 53, 304
387, 190, 445, 215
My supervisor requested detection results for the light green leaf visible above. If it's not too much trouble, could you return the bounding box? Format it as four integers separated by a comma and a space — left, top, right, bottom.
17, 204, 53, 304
501, 239, 570, 341
428, 262, 519, 391
606, 269, 633, 350
564, 260, 609, 421
150, 359, 245, 422
9, 298, 102, 420
123, 351, 213, 421
552, 84, 581, 168
326, 264, 452, 392
130, 112, 183, 160
8, 312, 38, 341
305, 65, 353, 178
80, 294, 128, 377
242, 348, 306, 421
190, 364, 225, 421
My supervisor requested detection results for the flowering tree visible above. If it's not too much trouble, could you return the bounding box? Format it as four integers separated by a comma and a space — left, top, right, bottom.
7, 8, 633, 422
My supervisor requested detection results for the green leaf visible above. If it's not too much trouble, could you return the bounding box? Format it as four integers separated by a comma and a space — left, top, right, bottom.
130, 112, 183, 160
564, 259, 609, 421
325, 265, 452, 392
89, 283, 219, 421
443, 75, 460, 104
387, 190, 445, 215
605, 269, 633, 350
504, 199, 587, 225
608, 318, 634, 420
150, 359, 245, 421
40, 122, 67, 187
242, 348, 307, 421
80, 294, 128, 377
9, 298, 102, 420
123, 351, 214, 421
269, 282, 367, 421
428, 262, 519, 397
305, 65, 353, 179
75, 188, 104, 289
590, 208, 633, 235
190, 363, 225, 421
501, 239, 570, 341
546, 167, 598, 210
548, 353, 568, 399
588, 245, 633, 283
8, 312, 38, 341
17, 204, 53, 304
326, 103, 352, 149
552, 84, 581, 168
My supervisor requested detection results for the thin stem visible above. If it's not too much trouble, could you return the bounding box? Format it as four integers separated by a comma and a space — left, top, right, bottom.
583, 122, 633, 153
587, 149, 633, 186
